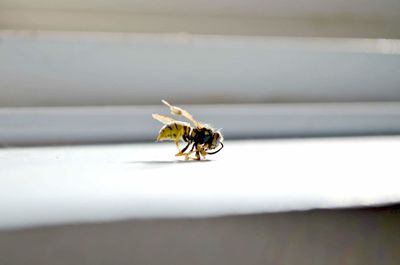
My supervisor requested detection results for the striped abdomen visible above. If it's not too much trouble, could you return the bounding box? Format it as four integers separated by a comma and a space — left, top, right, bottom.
157, 122, 192, 142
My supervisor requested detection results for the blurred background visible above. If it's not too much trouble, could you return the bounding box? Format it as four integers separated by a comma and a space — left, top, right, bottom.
1, 3, 400, 264
1, 0, 400, 144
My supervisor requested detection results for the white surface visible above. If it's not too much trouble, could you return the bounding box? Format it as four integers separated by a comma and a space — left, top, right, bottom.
1, 31, 400, 107
0, 137, 399, 229
2, 103, 400, 145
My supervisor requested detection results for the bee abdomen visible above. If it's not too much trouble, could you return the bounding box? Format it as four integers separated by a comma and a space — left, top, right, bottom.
157, 122, 191, 142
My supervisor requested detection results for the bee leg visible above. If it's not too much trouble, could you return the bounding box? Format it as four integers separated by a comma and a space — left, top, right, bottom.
194, 145, 207, 159
194, 145, 202, 160
174, 141, 181, 153
184, 143, 197, 160
173, 131, 186, 156
175, 142, 191, 157
200, 147, 208, 159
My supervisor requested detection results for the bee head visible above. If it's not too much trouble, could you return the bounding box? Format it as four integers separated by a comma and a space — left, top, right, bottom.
209, 130, 223, 150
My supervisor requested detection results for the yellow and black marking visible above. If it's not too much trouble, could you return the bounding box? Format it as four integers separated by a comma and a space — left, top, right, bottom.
157, 122, 191, 141
157, 121, 192, 154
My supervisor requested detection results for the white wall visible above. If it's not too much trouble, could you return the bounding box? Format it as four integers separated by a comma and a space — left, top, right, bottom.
1, 31, 400, 107
1, 0, 400, 38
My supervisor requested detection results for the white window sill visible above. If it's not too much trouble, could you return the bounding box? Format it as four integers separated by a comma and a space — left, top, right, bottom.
1, 136, 399, 229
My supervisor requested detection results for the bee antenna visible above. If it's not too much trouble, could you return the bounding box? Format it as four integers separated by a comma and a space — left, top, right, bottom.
207, 142, 224, 155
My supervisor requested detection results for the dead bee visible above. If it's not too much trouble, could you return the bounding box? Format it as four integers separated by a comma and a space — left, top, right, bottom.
152, 100, 223, 160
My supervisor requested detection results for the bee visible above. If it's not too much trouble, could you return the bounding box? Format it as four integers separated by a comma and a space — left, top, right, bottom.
152, 100, 224, 160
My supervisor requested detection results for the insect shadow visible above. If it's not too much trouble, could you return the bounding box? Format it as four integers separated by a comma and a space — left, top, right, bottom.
127, 159, 212, 169
127, 159, 212, 165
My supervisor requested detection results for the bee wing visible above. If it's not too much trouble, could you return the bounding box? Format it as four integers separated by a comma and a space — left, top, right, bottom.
161, 99, 204, 128
152, 113, 180, 125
